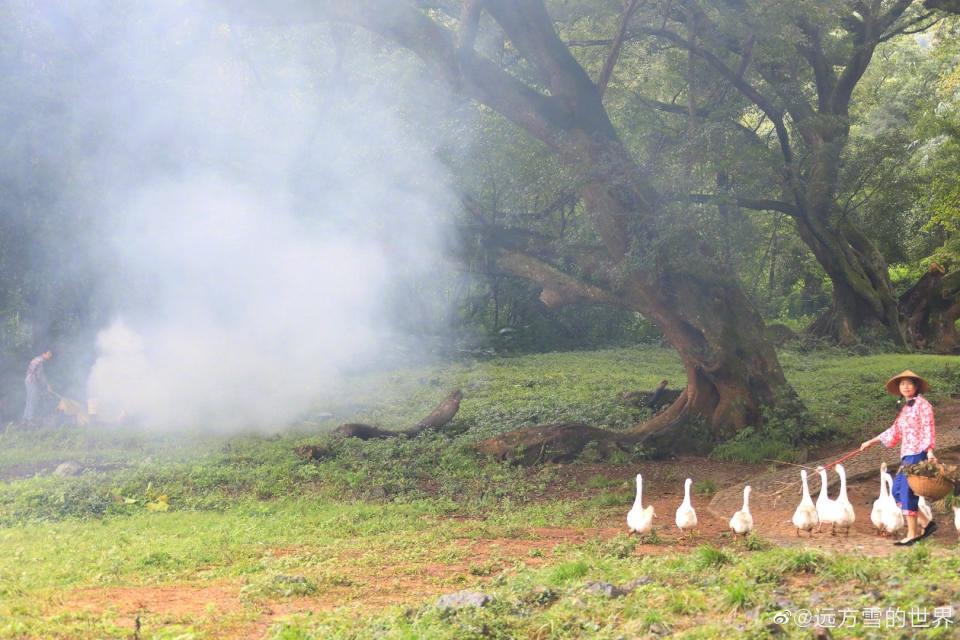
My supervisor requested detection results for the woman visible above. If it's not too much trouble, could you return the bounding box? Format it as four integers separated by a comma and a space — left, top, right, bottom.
860, 370, 937, 546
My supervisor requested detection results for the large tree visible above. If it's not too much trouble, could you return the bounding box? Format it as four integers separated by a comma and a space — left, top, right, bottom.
238, 0, 805, 454
631, 0, 955, 348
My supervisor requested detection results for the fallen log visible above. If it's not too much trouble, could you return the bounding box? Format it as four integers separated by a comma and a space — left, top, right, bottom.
331, 389, 463, 440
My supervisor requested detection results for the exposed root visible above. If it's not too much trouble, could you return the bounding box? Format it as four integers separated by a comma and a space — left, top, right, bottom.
331, 390, 463, 440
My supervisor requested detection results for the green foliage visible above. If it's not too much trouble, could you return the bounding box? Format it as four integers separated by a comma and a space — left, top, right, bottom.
694, 545, 731, 569
240, 574, 319, 601
666, 588, 707, 615
723, 579, 756, 611
693, 479, 717, 496
640, 527, 663, 545
743, 533, 769, 552
779, 549, 826, 575
547, 559, 589, 585
2, 347, 959, 525
596, 533, 636, 560
825, 553, 881, 584
0, 347, 958, 637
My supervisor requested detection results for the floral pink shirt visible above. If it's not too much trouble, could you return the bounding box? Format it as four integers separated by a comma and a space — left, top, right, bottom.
879, 395, 936, 458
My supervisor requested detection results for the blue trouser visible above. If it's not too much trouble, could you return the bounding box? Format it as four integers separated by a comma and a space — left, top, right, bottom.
22, 382, 43, 423
893, 451, 928, 515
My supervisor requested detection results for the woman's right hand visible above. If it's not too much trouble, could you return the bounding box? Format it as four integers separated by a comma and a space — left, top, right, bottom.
859, 439, 875, 451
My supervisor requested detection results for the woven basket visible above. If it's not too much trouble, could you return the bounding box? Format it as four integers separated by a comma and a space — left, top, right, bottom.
907, 474, 955, 501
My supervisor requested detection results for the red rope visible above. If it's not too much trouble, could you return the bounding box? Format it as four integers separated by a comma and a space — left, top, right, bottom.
823, 447, 865, 470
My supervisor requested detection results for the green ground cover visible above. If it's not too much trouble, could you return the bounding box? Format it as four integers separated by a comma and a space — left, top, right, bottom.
1, 347, 958, 638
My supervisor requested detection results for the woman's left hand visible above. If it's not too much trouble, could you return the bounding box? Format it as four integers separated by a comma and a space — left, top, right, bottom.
928, 451, 937, 463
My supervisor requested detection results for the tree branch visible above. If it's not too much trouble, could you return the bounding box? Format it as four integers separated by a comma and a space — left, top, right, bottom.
483, 2, 605, 110
831, 0, 913, 114
233, 0, 575, 144
646, 27, 794, 165
878, 12, 941, 42
597, 0, 643, 97
457, 0, 484, 52
634, 95, 768, 147
686, 193, 799, 217
796, 19, 836, 113
496, 250, 624, 309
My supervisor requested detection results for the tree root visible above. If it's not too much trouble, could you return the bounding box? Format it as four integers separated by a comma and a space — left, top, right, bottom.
473, 391, 716, 465
330, 390, 463, 440
473, 422, 625, 465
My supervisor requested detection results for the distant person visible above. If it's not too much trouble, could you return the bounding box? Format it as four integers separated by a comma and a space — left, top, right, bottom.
859, 369, 936, 546
22, 350, 53, 425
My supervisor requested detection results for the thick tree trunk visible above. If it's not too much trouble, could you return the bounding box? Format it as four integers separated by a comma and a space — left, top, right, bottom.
552, 136, 799, 439
798, 210, 905, 346
621, 274, 799, 446
475, 268, 802, 462
479, 113, 802, 460
899, 267, 960, 353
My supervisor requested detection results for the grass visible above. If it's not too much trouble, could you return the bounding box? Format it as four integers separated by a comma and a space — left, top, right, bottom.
1, 346, 960, 638
1, 499, 959, 638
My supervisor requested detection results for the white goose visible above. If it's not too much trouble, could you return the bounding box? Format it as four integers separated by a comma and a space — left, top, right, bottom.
831, 464, 856, 536
675, 478, 698, 538
626, 473, 655, 535
918, 496, 934, 530
870, 463, 888, 535
729, 485, 753, 539
879, 474, 905, 536
815, 466, 837, 533
953, 505, 960, 537
792, 469, 819, 537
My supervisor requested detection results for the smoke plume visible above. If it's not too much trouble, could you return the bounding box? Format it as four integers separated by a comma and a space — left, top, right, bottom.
4, 1, 460, 429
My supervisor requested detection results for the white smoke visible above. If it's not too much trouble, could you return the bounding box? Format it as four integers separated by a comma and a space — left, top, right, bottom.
1, 1, 460, 429
87, 178, 398, 428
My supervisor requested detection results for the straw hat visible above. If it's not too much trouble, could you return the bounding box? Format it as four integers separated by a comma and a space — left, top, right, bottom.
884, 369, 930, 396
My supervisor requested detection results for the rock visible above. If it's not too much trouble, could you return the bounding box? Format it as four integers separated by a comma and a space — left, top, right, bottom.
812, 625, 833, 639
765, 323, 798, 346
53, 461, 83, 477
436, 590, 493, 610
624, 576, 653, 590
585, 581, 626, 598
648, 621, 670, 636
526, 586, 557, 605
765, 622, 786, 636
